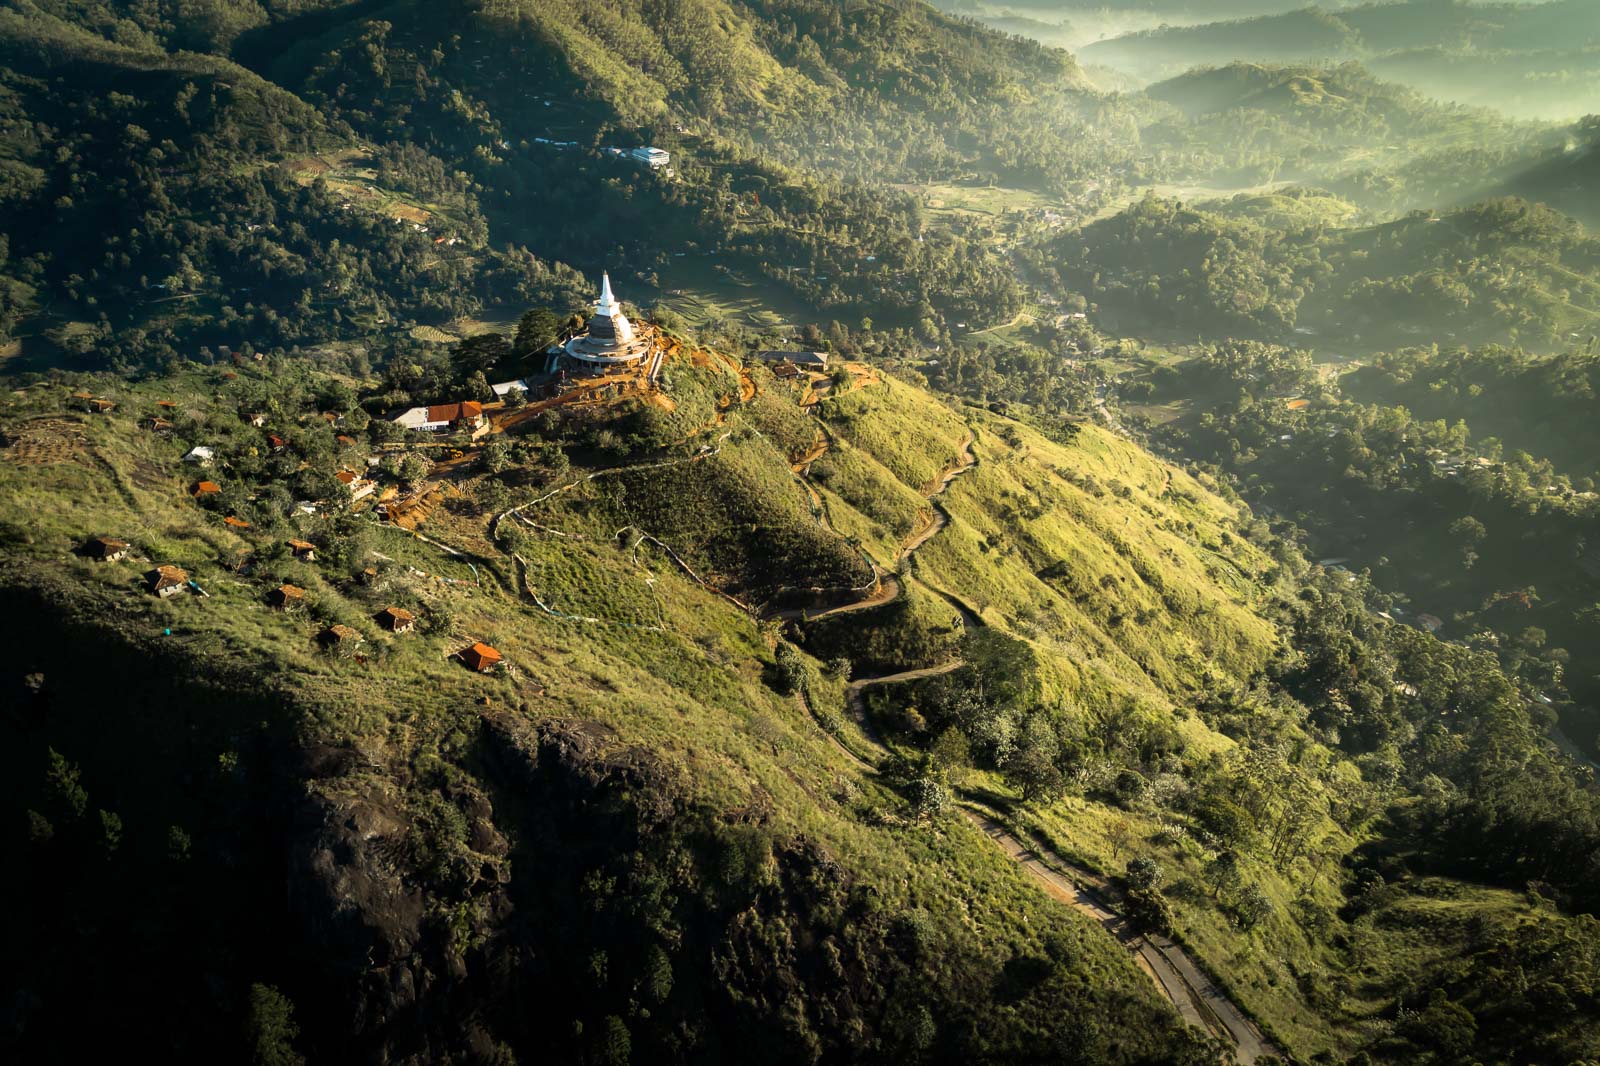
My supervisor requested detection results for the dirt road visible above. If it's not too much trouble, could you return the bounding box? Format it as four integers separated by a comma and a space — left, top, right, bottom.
961, 812, 1282, 1064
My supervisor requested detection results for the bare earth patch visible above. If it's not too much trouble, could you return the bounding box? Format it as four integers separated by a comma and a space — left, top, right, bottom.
1, 417, 87, 465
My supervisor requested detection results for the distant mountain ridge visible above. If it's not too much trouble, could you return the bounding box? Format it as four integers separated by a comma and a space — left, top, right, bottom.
1082, 0, 1600, 118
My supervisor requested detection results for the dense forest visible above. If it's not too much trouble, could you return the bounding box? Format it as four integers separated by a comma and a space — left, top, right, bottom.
1032, 194, 1600, 350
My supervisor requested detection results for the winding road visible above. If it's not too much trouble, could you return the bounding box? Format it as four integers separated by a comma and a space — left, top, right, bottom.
806, 418, 1279, 1064
491, 368, 1278, 1062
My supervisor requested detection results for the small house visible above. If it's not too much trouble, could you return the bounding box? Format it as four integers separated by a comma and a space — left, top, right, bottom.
183, 446, 215, 466
318, 624, 363, 649
286, 539, 317, 561
460, 642, 502, 673
87, 398, 116, 414
223, 515, 251, 530
267, 434, 288, 451
81, 536, 130, 563
140, 416, 174, 433
247, 412, 266, 427
267, 584, 305, 609
191, 480, 222, 498
770, 363, 801, 381
333, 469, 377, 501
375, 606, 416, 633
147, 564, 189, 597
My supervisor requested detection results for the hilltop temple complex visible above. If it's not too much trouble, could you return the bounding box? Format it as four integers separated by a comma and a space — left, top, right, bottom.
561, 272, 662, 376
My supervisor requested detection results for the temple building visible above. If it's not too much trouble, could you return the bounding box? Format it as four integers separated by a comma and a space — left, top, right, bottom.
564, 272, 657, 367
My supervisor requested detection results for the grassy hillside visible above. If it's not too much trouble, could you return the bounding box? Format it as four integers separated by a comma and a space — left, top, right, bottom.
7, 316, 1600, 1063
0, 350, 1290, 1060
0, 358, 1239, 1062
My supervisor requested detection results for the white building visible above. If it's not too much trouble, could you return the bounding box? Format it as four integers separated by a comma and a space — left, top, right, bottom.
183, 446, 215, 466
631, 147, 670, 169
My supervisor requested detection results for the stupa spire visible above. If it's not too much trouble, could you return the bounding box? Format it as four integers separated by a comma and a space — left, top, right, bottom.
597, 271, 618, 315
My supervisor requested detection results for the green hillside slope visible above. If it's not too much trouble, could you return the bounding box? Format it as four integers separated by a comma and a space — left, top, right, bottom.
7, 333, 1599, 1063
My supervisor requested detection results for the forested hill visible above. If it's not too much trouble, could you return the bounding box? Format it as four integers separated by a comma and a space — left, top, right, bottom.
1490, 117, 1600, 230
1138, 60, 1536, 190
1032, 194, 1600, 350
0, 0, 1137, 373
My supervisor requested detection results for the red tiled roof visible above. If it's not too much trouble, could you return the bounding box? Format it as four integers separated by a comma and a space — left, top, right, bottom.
320, 624, 362, 643
286, 539, 315, 553
426, 401, 484, 424
192, 480, 221, 496
334, 470, 357, 484
223, 516, 250, 528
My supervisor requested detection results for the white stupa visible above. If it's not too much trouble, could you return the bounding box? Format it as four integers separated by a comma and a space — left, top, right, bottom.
564, 272, 653, 364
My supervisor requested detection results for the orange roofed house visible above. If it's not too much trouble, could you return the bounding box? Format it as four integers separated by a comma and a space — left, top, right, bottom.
81, 536, 129, 562
318, 624, 364, 650
375, 606, 415, 633
147, 564, 188, 597
191, 480, 222, 498
459, 642, 502, 673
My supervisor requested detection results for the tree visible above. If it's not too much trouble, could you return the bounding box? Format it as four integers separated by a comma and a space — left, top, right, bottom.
451, 332, 511, 378
98, 809, 123, 857
245, 984, 304, 1066
1204, 849, 1244, 900
1003, 719, 1064, 803
1126, 856, 1163, 892
400, 453, 430, 488
929, 726, 972, 784
1107, 816, 1134, 859
46, 748, 88, 820
482, 438, 511, 474
465, 370, 494, 404
1235, 883, 1272, 931
773, 642, 806, 695
597, 1016, 631, 1066
514, 308, 563, 356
